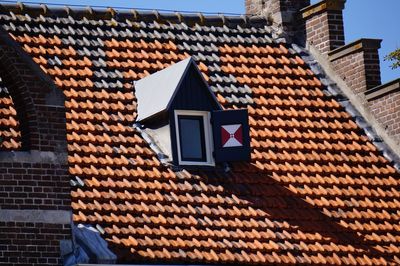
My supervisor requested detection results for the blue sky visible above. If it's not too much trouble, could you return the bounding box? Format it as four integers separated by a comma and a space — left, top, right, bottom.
7, 0, 400, 83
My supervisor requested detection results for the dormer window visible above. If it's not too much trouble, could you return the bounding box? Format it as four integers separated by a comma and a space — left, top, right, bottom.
135, 57, 250, 167
175, 110, 213, 165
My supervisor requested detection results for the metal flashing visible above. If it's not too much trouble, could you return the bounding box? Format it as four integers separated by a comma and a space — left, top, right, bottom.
135, 57, 192, 122
135, 57, 221, 122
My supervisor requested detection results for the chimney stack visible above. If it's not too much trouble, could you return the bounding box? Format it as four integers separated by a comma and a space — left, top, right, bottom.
300, 0, 346, 54
245, 0, 310, 37
329, 38, 382, 94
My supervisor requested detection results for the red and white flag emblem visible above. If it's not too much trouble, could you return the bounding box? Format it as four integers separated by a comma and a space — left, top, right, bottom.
221, 124, 243, 148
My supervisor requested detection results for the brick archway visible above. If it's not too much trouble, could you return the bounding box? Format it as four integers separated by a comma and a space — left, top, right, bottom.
0, 29, 66, 152
0, 46, 40, 150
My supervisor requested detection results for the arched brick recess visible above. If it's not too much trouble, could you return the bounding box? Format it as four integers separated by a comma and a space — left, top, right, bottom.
0, 47, 40, 150
0, 30, 66, 152
0, 30, 71, 266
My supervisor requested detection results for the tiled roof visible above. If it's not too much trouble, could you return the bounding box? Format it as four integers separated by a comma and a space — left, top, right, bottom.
1, 4, 400, 265
0, 77, 21, 150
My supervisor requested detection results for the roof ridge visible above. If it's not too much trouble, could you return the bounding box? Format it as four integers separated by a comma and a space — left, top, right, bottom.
0, 1, 270, 27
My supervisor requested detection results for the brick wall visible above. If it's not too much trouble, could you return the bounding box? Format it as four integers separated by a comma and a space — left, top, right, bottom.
36, 105, 68, 152
368, 93, 400, 141
0, 160, 70, 210
331, 52, 366, 95
0, 31, 71, 265
366, 80, 400, 144
0, 222, 70, 266
0, 155, 71, 266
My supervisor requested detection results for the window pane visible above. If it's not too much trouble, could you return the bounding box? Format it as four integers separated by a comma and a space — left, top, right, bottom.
178, 116, 206, 162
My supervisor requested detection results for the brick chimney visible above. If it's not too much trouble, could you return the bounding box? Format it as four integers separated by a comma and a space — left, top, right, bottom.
245, 0, 310, 36
300, 0, 346, 54
329, 38, 382, 95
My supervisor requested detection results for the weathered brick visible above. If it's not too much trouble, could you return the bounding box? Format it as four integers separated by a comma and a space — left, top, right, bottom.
0, 41, 71, 265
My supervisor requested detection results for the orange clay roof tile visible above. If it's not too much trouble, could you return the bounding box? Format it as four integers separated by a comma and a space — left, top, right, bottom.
1, 7, 400, 265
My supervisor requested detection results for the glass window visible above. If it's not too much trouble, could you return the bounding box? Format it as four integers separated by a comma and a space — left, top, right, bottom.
177, 115, 206, 162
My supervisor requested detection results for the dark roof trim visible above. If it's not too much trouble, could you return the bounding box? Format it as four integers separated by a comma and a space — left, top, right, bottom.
365, 78, 400, 101
0, 2, 270, 27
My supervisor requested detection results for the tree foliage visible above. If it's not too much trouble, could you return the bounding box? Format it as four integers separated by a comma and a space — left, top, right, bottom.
385, 48, 400, 69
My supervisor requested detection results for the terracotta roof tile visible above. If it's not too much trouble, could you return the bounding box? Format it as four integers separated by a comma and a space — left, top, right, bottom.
2, 5, 400, 265
0, 78, 22, 151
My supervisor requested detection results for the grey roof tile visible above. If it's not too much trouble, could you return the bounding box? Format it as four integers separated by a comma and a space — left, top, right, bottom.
61, 27, 70, 35
216, 25, 229, 33
81, 26, 91, 36
47, 58, 57, 66
105, 28, 119, 37
98, 48, 106, 57
203, 44, 218, 53
210, 74, 224, 83
236, 25, 251, 34
241, 85, 252, 94
94, 70, 108, 79
227, 74, 237, 83
77, 48, 89, 57
164, 30, 175, 39
193, 43, 205, 52
54, 56, 63, 66
192, 31, 205, 42
24, 23, 33, 32
210, 53, 220, 62
91, 38, 103, 47
180, 22, 189, 31
236, 35, 245, 43
191, 54, 204, 62
3, 23, 14, 32
226, 94, 239, 104
176, 32, 190, 41
208, 63, 221, 72
78, 16, 90, 25
244, 94, 254, 104
53, 25, 61, 34
76, 28, 87, 36
123, 28, 133, 38
61, 37, 71, 45
210, 85, 220, 93
239, 96, 251, 104
159, 32, 170, 39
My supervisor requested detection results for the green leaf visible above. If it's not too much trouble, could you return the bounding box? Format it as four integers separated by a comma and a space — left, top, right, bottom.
384, 48, 400, 69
